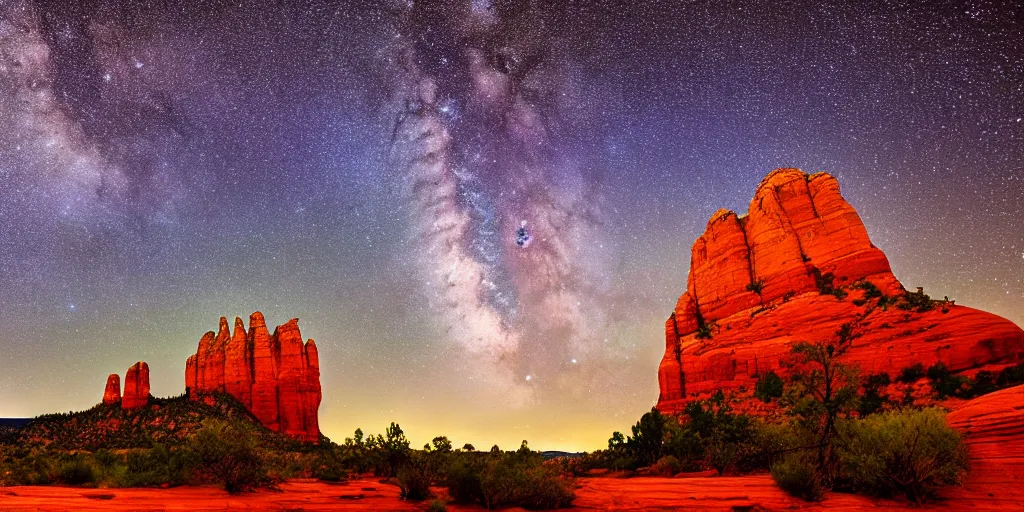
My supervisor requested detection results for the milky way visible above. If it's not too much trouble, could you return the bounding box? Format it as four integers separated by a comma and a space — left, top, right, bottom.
385, 2, 613, 402
0, 0, 1021, 450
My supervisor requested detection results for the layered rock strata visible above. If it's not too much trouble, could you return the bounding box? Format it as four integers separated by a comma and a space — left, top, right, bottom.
658, 169, 1024, 413
185, 312, 321, 442
102, 374, 121, 405
121, 362, 150, 410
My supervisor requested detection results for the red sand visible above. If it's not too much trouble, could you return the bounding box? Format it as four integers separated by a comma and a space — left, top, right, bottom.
0, 473, 1016, 512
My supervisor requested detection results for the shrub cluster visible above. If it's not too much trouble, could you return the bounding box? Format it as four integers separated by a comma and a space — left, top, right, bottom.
594, 393, 769, 476
754, 371, 784, 403
0, 418, 293, 493
837, 408, 968, 503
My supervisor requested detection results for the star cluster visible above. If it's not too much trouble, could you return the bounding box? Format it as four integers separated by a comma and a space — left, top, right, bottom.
0, 0, 1021, 451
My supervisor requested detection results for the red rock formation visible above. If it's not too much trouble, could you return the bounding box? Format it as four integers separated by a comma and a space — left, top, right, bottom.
944, 384, 1024, 507
121, 362, 150, 410
102, 374, 120, 405
658, 169, 1024, 413
186, 312, 321, 442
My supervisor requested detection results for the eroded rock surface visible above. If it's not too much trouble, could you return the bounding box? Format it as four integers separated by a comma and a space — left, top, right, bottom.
658, 169, 1024, 413
186, 312, 321, 442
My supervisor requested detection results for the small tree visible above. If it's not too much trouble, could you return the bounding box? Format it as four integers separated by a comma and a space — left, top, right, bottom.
626, 408, 667, 467
186, 419, 273, 494
754, 371, 785, 403
786, 323, 860, 483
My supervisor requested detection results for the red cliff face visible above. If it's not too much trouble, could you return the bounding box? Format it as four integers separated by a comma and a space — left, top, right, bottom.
102, 374, 121, 405
658, 169, 1024, 413
186, 312, 322, 442
121, 362, 150, 410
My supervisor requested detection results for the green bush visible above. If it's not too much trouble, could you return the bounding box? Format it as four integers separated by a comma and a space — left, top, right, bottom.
838, 408, 968, 503
898, 363, 925, 383
895, 288, 935, 312
858, 373, 891, 417
397, 458, 432, 500
997, 362, 1024, 387
771, 453, 824, 501
651, 455, 681, 476
446, 456, 484, 504
927, 362, 967, 398
965, 370, 997, 398
427, 500, 448, 512
448, 451, 574, 510
57, 456, 98, 485
852, 280, 883, 300
754, 371, 784, 403
186, 419, 275, 494
695, 324, 713, 339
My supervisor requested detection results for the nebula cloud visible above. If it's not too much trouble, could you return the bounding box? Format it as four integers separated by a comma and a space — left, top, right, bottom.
386, 1, 611, 401
0, 0, 187, 228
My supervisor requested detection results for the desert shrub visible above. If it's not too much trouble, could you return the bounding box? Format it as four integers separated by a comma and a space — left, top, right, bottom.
446, 455, 484, 504
997, 362, 1024, 387
852, 280, 883, 300
898, 363, 925, 383
965, 370, 998, 398
771, 453, 824, 501
186, 419, 275, 494
397, 458, 432, 500
651, 455, 681, 476
858, 373, 891, 417
371, 422, 412, 477
56, 456, 98, 485
897, 288, 935, 312
927, 362, 967, 398
741, 420, 808, 472
427, 500, 448, 512
810, 267, 832, 294
745, 280, 764, 295
448, 451, 574, 510
662, 421, 704, 471
684, 393, 757, 475
695, 324, 713, 339
837, 408, 968, 503
754, 371, 784, 403
122, 445, 172, 487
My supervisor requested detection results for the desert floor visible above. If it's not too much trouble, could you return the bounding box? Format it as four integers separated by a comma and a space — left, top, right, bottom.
2, 473, 1019, 512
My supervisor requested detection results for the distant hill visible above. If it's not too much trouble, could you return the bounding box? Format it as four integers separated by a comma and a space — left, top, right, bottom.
0, 418, 31, 428
541, 451, 584, 459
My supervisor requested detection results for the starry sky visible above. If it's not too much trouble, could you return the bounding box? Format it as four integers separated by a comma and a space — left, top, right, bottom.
0, 0, 1021, 451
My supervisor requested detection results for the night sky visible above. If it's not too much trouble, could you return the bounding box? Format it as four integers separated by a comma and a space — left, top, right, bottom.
1, 0, 1021, 451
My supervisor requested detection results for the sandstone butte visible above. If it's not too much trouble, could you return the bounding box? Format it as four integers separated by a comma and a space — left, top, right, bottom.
120, 362, 150, 410
658, 168, 1024, 413
185, 312, 322, 443
102, 373, 120, 406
